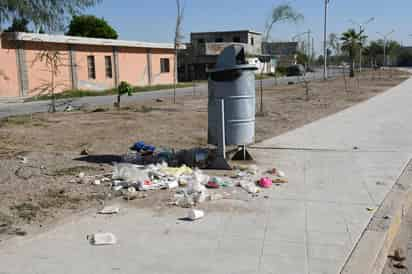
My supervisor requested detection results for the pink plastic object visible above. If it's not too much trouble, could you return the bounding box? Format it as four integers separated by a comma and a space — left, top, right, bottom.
259, 177, 273, 188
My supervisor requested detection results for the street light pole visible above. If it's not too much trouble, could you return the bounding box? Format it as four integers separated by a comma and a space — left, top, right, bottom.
377, 30, 395, 67
350, 17, 374, 72
323, 0, 329, 80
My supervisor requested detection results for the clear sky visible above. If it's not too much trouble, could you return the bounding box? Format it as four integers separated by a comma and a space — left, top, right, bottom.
87, 0, 412, 53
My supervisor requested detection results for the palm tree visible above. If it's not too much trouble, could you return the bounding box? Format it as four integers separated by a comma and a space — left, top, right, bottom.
341, 29, 367, 77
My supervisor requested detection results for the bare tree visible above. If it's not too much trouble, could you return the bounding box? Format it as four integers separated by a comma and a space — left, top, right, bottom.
263, 4, 304, 42
259, 3, 303, 113
173, 0, 185, 104
302, 75, 311, 101
31, 49, 67, 112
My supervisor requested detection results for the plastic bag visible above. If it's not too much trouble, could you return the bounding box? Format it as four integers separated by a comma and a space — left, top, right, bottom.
240, 181, 259, 194
112, 163, 148, 183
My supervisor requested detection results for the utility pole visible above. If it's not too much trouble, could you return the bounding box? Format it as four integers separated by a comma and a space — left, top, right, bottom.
350, 17, 374, 72
377, 30, 395, 67
307, 30, 311, 57
323, 0, 329, 80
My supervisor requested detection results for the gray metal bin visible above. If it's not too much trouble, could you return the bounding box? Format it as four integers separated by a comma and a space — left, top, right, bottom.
207, 45, 257, 169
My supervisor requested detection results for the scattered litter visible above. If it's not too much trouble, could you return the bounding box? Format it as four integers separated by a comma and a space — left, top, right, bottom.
131, 141, 156, 153
64, 105, 74, 112
259, 177, 273, 188
187, 209, 204, 221
376, 181, 386, 186
209, 194, 224, 201
393, 262, 406, 269
264, 195, 270, 199
175, 194, 194, 208
390, 248, 406, 262
366, 207, 375, 212
78, 172, 85, 179
17, 155, 28, 164
166, 180, 179, 189
93, 179, 101, 185
240, 181, 259, 194
112, 185, 123, 192
206, 181, 220, 189
155, 98, 164, 103
80, 148, 90, 156
161, 165, 193, 177
124, 192, 147, 201
277, 170, 286, 178
127, 186, 137, 193
98, 206, 120, 214
273, 178, 288, 184
87, 233, 117, 246
266, 168, 285, 178
112, 163, 148, 183
137, 180, 165, 191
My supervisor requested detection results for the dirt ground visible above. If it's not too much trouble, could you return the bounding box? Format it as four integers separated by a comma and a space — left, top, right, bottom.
0, 69, 409, 241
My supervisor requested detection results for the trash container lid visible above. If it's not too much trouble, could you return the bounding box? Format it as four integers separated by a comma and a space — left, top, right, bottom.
207, 45, 258, 73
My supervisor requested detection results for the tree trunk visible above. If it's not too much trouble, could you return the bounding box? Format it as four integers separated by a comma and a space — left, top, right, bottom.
350, 59, 355, 78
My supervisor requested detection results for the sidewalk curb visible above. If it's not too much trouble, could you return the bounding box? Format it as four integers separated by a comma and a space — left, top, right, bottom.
341, 159, 412, 274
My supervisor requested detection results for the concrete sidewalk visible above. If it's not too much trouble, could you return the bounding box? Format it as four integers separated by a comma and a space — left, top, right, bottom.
1, 76, 411, 274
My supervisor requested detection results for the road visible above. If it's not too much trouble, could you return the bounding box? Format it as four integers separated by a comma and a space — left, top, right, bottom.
0, 69, 337, 119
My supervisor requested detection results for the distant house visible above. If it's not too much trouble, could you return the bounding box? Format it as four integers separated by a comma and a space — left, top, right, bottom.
262, 42, 299, 67
0, 32, 178, 98
247, 56, 276, 74
178, 30, 263, 81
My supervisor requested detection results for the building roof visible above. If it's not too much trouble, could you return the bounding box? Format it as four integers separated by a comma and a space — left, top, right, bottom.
4, 32, 179, 50
191, 30, 262, 36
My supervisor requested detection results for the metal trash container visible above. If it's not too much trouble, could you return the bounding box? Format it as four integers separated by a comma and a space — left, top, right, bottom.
207, 45, 257, 169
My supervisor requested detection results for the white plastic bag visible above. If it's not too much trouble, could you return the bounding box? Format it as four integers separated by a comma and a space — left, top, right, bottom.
240, 181, 259, 194
112, 163, 148, 183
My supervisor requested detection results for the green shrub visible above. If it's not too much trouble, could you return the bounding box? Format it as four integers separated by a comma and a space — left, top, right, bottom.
118, 81, 133, 96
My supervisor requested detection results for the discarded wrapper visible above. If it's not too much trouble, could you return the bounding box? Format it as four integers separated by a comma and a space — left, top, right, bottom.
187, 209, 204, 221
98, 206, 120, 214
87, 233, 117, 245
167, 180, 179, 189
240, 181, 259, 194
273, 178, 288, 184
277, 170, 286, 178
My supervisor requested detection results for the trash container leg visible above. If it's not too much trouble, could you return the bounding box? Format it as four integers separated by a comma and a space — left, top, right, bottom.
232, 145, 253, 161
209, 99, 231, 170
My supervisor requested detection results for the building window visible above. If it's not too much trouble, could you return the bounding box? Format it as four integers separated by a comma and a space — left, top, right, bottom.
160, 58, 170, 73
87, 56, 96, 79
251, 37, 255, 45
198, 38, 205, 44
233, 36, 241, 43
105, 56, 113, 79
215, 38, 223, 42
